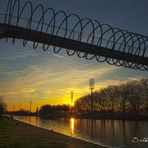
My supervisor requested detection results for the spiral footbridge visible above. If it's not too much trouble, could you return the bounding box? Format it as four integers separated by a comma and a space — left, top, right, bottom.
0, 0, 148, 71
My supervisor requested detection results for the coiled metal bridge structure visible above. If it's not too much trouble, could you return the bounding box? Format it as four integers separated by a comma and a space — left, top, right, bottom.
0, 0, 148, 71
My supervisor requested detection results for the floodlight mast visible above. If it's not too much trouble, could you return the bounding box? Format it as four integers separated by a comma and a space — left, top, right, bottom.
89, 78, 95, 113
71, 90, 74, 105
70, 90, 74, 116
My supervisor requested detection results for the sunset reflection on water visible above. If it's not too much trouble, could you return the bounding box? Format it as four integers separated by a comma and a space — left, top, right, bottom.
70, 117, 75, 134
13, 116, 148, 148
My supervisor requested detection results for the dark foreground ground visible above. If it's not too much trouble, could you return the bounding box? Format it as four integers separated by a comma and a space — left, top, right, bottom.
0, 117, 104, 148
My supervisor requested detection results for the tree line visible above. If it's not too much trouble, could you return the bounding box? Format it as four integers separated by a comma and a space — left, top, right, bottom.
3, 79, 148, 120
39, 104, 70, 118
75, 79, 148, 119
37, 79, 148, 120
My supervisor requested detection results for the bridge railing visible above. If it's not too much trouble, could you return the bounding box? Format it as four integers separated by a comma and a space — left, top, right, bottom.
1, 12, 147, 58
0, 0, 148, 71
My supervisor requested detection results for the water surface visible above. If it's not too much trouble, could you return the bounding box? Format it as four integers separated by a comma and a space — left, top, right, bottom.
13, 116, 148, 148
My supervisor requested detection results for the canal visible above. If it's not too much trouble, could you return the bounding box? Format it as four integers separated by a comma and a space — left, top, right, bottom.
13, 116, 148, 148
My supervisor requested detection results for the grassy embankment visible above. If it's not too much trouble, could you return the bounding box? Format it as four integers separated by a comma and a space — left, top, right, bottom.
0, 117, 103, 148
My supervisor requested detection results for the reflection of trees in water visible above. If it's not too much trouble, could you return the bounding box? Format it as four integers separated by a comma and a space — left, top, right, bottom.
89, 120, 126, 145
111, 120, 115, 136
35, 116, 39, 125
29, 116, 31, 123
129, 121, 140, 138
15, 116, 148, 147
76, 119, 108, 139
74, 119, 143, 146
90, 119, 97, 138
100, 120, 106, 137
122, 120, 126, 143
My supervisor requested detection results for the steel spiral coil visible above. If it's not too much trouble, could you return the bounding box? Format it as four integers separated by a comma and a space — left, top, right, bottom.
0, 0, 148, 71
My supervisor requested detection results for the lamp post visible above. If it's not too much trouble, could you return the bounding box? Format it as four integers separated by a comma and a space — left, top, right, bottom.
89, 78, 95, 113
30, 100, 32, 114
71, 90, 74, 106
70, 90, 74, 116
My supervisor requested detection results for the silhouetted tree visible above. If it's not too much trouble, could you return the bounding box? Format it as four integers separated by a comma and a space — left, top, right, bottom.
75, 79, 148, 119
0, 97, 7, 118
103, 86, 118, 114
13, 109, 30, 116
141, 79, 148, 115
127, 80, 144, 117
39, 104, 70, 118
36, 107, 39, 116
117, 84, 129, 115
75, 95, 92, 113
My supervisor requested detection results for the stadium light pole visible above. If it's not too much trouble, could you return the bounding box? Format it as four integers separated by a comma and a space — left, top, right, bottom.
89, 78, 95, 113
70, 90, 74, 116
71, 90, 74, 106
30, 100, 32, 114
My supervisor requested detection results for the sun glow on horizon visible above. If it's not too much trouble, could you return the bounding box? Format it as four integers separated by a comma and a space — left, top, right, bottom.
0, 40, 147, 113
3, 78, 133, 112
71, 102, 74, 107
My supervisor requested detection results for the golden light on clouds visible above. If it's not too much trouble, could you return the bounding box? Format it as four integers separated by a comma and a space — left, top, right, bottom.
0, 44, 146, 112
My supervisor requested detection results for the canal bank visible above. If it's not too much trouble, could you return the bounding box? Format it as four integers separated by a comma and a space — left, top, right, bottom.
0, 117, 104, 148
11, 115, 148, 148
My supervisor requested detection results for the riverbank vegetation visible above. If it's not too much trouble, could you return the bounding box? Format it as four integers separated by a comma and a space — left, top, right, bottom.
8, 79, 148, 120
0, 117, 101, 148
39, 104, 70, 118
75, 78, 148, 120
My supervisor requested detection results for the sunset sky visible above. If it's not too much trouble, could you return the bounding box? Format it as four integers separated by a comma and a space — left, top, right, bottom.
0, 0, 148, 111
